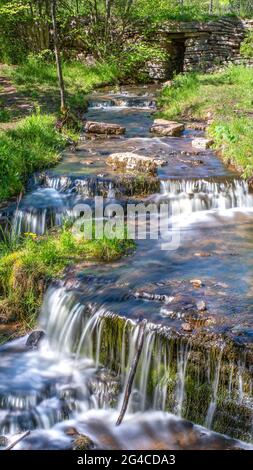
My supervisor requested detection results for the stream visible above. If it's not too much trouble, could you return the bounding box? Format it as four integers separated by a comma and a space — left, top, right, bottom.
1, 85, 253, 450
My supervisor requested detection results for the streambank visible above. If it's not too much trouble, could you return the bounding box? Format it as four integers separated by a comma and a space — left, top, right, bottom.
1, 83, 253, 449
158, 65, 253, 178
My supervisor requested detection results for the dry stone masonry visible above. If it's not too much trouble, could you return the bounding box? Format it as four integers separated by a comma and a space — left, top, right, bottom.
133, 17, 253, 80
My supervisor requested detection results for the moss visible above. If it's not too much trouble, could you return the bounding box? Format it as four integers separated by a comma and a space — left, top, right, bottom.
98, 315, 133, 375
73, 434, 95, 450
183, 377, 212, 424
83, 313, 253, 441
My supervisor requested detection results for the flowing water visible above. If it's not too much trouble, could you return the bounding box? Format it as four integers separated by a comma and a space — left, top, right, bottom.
1, 85, 253, 450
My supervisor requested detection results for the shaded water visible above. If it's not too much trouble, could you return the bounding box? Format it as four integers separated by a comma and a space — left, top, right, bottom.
1, 85, 253, 449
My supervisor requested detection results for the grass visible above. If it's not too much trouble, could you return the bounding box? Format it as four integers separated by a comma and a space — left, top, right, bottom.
0, 113, 67, 201
159, 65, 253, 177
0, 58, 120, 203
0, 227, 135, 332
2, 56, 119, 117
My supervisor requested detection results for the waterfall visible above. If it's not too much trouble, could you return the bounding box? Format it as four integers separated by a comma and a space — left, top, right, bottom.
88, 97, 156, 110
12, 188, 72, 236
37, 285, 253, 439
160, 178, 253, 214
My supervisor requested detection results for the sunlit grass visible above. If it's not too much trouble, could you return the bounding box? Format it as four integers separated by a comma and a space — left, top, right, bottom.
159, 65, 253, 176
0, 113, 66, 201
0, 227, 135, 330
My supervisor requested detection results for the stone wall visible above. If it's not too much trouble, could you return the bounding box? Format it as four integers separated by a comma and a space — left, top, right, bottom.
140, 17, 253, 80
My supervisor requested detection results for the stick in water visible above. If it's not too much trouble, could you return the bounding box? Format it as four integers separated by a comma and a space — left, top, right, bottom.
4, 431, 30, 450
116, 319, 146, 426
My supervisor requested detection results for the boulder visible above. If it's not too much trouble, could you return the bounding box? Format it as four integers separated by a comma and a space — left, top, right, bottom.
151, 119, 185, 136
192, 137, 214, 149
106, 152, 166, 175
26, 330, 45, 349
84, 121, 125, 135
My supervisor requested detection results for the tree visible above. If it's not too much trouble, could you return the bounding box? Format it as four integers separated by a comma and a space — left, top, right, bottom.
51, 0, 67, 113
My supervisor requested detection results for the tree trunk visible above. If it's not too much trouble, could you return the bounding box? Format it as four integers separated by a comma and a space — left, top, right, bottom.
209, 0, 214, 14
51, 0, 67, 113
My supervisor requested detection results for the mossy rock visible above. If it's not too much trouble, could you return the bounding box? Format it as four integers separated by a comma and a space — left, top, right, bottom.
73, 434, 95, 450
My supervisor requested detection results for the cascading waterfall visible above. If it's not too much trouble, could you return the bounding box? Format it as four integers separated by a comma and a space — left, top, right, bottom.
12, 188, 73, 236
2, 85, 253, 449
11, 177, 253, 236
160, 179, 253, 214
88, 97, 156, 109
34, 285, 253, 441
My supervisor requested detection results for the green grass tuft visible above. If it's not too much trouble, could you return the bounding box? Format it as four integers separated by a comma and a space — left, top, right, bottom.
0, 227, 135, 331
0, 113, 66, 201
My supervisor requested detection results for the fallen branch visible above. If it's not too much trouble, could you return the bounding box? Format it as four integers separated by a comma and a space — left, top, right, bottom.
4, 431, 30, 450
116, 319, 146, 426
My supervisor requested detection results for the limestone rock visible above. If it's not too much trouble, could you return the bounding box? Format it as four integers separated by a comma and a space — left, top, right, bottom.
190, 279, 202, 288
196, 300, 207, 312
192, 137, 214, 149
106, 152, 166, 175
182, 322, 193, 332
162, 80, 173, 88
84, 121, 125, 135
151, 119, 185, 136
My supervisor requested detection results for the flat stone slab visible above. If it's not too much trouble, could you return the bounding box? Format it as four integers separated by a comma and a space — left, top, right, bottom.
192, 137, 214, 149
151, 119, 185, 136
106, 152, 167, 174
84, 121, 125, 135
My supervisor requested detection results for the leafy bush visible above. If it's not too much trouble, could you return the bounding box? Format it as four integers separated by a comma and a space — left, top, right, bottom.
119, 41, 168, 82
240, 31, 253, 58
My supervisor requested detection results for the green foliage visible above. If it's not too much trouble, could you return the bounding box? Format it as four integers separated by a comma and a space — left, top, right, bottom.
1, 0, 253, 65
209, 117, 253, 177
0, 0, 31, 63
8, 56, 119, 110
0, 113, 66, 201
0, 227, 134, 329
240, 31, 253, 58
159, 73, 200, 118
119, 41, 168, 82
159, 65, 253, 176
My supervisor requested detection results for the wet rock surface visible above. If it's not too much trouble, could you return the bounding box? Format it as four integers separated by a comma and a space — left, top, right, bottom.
192, 137, 214, 149
151, 119, 185, 136
106, 152, 166, 174
84, 120, 126, 135
26, 330, 45, 350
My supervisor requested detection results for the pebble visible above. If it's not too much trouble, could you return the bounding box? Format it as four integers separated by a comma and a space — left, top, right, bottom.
196, 300, 206, 312
0, 435, 8, 447
182, 322, 193, 332
194, 252, 211, 257
190, 279, 202, 288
